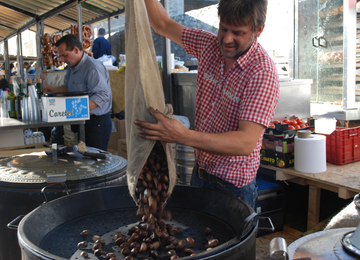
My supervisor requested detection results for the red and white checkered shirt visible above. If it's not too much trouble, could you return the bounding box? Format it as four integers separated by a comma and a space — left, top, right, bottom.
182, 27, 280, 188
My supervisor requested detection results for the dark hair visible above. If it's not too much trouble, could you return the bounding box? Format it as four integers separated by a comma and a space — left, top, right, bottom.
55, 34, 83, 51
24, 62, 29, 67
98, 28, 106, 35
10, 63, 14, 69
0, 78, 9, 91
218, 0, 267, 32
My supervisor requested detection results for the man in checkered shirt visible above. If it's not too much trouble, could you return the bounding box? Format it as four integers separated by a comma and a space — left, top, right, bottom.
136, 0, 280, 209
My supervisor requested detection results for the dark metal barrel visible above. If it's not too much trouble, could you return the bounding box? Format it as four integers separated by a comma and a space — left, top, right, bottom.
0, 148, 127, 260
17, 185, 258, 260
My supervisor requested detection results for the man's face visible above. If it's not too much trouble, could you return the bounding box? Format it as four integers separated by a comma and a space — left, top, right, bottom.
218, 21, 264, 62
57, 42, 82, 67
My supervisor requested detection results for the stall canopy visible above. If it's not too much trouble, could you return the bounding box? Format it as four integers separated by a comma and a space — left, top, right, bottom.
0, 0, 125, 42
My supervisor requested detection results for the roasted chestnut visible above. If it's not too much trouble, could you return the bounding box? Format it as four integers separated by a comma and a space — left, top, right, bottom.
106, 252, 116, 259
115, 237, 126, 246
94, 249, 104, 257
131, 247, 139, 257
176, 239, 186, 251
121, 247, 131, 256
140, 242, 148, 253
167, 249, 176, 257
149, 250, 159, 260
95, 238, 105, 246
80, 230, 90, 238
184, 248, 195, 255
151, 241, 161, 250
205, 227, 212, 234
92, 242, 102, 250
80, 251, 89, 259
186, 237, 195, 247
208, 238, 219, 247
114, 233, 123, 239
77, 241, 88, 249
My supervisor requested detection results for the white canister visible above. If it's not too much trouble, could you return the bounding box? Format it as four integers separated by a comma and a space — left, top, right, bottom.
294, 133, 326, 173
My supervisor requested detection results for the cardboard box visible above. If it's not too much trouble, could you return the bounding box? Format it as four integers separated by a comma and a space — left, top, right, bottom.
262, 138, 294, 153
118, 138, 127, 159
0, 129, 24, 148
108, 118, 126, 151
260, 149, 294, 168
42, 95, 90, 122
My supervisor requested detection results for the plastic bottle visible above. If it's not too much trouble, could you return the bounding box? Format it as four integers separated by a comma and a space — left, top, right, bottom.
17, 79, 25, 119
7, 79, 17, 118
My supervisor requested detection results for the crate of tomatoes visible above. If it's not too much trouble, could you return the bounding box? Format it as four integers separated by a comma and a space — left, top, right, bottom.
261, 117, 313, 168
266, 117, 311, 137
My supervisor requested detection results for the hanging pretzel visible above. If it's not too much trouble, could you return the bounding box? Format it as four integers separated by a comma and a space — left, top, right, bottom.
53, 56, 63, 67
41, 33, 51, 45
51, 34, 62, 45
43, 54, 53, 67
51, 45, 58, 57
82, 25, 93, 39
83, 38, 92, 50
42, 44, 53, 55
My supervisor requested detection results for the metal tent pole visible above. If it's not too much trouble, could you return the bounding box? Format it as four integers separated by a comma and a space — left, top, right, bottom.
4, 40, 10, 82
36, 22, 43, 79
160, 0, 173, 105
108, 16, 111, 43
77, 1, 83, 45
16, 33, 24, 84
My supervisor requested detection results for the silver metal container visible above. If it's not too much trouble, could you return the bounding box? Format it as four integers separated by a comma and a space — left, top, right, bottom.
175, 144, 195, 185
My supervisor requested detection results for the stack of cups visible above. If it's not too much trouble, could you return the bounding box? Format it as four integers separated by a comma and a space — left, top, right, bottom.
1, 91, 8, 118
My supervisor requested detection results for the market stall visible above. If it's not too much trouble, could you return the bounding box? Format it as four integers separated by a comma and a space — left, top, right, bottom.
3, 1, 360, 260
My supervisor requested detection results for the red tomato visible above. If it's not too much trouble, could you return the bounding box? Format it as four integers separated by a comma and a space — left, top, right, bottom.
296, 118, 303, 124
272, 120, 281, 124
288, 125, 295, 130
294, 125, 301, 129
268, 123, 275, 128
282, 118, 290, 124
289, 119, 298, 126
299, 124, 307, 128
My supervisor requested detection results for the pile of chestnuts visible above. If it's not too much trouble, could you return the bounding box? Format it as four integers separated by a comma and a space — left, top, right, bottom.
135, 141, 171, 220
76, 141, 220, 259
77, 225, 219, 260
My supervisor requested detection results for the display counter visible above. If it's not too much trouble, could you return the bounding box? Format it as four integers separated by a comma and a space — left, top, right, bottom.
0, 118, 85, 130
0, 118, 86, 149
259, 162, 360, 230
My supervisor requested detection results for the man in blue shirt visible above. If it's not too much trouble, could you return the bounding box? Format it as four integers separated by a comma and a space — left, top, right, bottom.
92, 28, 112, 59
43, 34, 112, 151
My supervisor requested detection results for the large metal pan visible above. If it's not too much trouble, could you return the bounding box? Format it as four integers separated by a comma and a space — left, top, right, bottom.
17, 185, 263, 260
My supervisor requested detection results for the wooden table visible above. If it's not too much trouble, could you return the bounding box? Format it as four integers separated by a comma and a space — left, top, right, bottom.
259, 162, 360, 230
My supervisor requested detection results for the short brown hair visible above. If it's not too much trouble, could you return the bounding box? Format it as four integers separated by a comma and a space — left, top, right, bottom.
218, 0, 268, 32
55, 34, 83, 51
